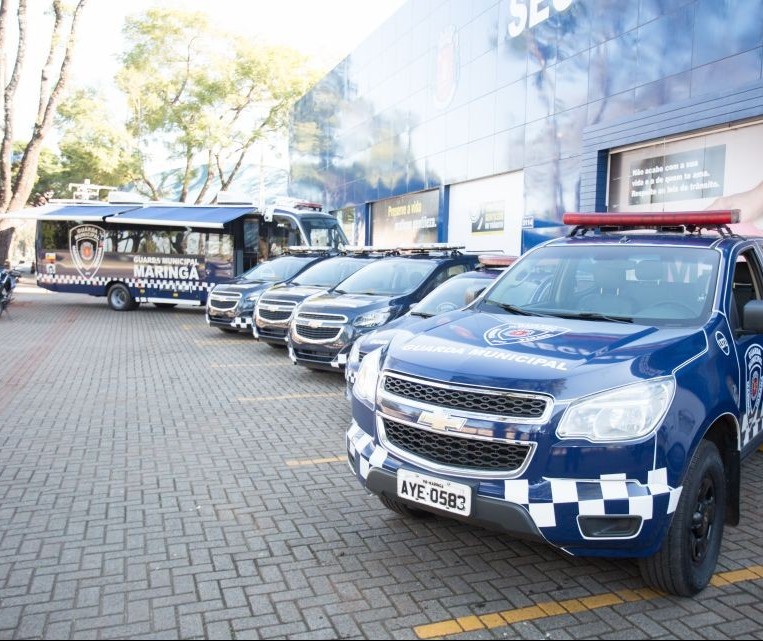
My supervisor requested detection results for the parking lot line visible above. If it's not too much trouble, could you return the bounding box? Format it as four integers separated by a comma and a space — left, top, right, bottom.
413, 566, 763, 639
237, 392, 344, 401
285, 456, 345, 467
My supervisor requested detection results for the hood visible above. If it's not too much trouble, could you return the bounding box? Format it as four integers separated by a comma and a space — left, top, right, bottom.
299, 291, 400, 315
213, 280, 274, 295
383, 311, 708, 400
261, 284, 326, 302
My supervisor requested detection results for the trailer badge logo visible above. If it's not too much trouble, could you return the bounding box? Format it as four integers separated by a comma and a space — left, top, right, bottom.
70, 224, 106, 279
484, 322, 568, 346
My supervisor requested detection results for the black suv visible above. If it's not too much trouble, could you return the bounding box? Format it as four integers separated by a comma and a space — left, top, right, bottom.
287, 245, 479, 371
205, 249, 333, 333
253, 248, 388, 346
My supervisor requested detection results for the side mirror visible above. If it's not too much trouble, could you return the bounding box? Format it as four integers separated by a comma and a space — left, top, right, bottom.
742, 300, 763, 333
464, 285, 487, 306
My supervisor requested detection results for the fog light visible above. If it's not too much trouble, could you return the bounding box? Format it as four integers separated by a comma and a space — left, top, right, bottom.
346, 450, 357, 475
578, 515, 642, 538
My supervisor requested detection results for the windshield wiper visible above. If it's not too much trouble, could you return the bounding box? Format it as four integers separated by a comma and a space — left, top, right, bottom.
490, 302, 550, 317
557, 311, 634, 324
410, 310, 434, 318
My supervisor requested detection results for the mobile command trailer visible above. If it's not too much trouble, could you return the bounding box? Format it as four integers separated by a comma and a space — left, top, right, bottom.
31, 200, 348, 311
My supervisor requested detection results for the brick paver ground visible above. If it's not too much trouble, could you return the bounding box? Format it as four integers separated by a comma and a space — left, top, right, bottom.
0, 286, 761, 640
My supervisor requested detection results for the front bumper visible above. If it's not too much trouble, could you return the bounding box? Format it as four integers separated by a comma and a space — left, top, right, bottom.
206, 310, 253, 330
346, 420, 682, 558
289, 322, 374, 370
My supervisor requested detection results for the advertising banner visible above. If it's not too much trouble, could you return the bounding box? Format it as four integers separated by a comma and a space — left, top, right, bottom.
371, 190, 439, 246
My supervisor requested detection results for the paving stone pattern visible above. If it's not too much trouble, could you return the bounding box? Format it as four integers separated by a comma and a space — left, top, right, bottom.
0, 289, 762, 640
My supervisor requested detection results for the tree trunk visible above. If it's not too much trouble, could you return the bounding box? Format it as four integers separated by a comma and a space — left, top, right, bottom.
0, 0, 29, 211
7, 0, 89, 213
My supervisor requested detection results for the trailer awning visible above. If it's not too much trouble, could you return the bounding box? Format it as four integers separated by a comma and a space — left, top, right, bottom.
107, 205, 257, 229
0, 203, 142, 221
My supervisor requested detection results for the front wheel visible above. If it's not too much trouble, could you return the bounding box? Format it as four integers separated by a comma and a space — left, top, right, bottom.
639, 440, 726, 596
107, 283, 136, 311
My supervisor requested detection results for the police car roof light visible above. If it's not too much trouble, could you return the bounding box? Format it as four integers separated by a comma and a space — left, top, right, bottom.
478, 254, 518, 269
342, 245, 395, 255
397, 243, 466, 255
562, 209, 739, 236
563, 210, 740, 228
287, 245, 333, 254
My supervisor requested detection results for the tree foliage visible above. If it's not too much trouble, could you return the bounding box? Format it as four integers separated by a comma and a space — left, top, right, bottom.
52, 88, 142, 195
117, 8, 319, 203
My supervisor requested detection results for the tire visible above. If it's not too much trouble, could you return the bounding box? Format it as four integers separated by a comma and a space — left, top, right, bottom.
639, 440, 726, 596
379, 494, 431, 519
107, 283, 135, 311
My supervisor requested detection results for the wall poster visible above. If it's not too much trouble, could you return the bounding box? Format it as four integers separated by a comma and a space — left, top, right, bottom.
448, 171, 524, 256
609, 119, 763, 233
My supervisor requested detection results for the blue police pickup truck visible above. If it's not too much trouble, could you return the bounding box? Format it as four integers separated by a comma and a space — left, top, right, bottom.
346, 210, 763, 596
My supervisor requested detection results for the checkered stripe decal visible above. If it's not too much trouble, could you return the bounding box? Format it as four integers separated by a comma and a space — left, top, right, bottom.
230, 317, 252, 328
346, 423, 682, 533
38, 273, 214, 292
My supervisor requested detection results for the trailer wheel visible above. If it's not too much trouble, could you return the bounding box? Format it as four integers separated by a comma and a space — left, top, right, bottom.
638, 440, 725, 596
107, 283, 136, 311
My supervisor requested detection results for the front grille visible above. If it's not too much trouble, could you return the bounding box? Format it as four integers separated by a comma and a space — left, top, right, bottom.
295, 324, 342, 341
382, 418, 531, 472
297, 311, 347, 322
383, 374, 548, 420
258, 307, 292, 322
208, 294, 240, 311
293, 347, 335, 363
259, 326, 287, 340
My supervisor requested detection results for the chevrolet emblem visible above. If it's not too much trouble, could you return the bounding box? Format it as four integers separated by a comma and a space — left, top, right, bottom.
309, 319, 322, 328
418, 410, 466, 432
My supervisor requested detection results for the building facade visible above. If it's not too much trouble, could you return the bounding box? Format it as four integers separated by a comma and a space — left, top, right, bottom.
289, 0, 763, 253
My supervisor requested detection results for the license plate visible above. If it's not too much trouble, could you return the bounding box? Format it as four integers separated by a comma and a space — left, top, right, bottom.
397, 469, 472, 516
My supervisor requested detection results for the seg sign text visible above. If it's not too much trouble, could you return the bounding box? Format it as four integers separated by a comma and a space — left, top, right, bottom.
507, 0, 574, 38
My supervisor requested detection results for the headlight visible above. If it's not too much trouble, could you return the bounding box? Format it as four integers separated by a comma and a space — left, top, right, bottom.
353, 307, 393, 329
354, 347, 382, 404
347, 340, 362, 370
557, 377, 675, 442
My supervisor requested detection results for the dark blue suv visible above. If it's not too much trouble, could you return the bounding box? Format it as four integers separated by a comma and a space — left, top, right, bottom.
287, 245, 480, 371
347, 211, 763, 597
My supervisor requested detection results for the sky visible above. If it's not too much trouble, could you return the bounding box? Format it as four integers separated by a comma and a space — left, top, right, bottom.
9, 0, 408, 136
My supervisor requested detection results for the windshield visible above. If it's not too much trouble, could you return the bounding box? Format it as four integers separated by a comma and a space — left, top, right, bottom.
240, 255, 318, 283
336, 257, 437, 295
300, 216, 349, 249
291, 256, 375, 287
411, 275, 491, 317
483, 245, 719, 326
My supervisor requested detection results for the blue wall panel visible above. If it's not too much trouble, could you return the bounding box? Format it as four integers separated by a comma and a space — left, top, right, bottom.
289, 0, 763, 225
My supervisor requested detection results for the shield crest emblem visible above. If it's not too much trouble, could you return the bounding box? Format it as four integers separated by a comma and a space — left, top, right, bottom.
70, 224, 106, 279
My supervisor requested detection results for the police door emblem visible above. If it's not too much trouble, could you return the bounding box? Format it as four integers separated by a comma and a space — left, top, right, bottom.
70, 224, 106, 279
742, 344, 763, 446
